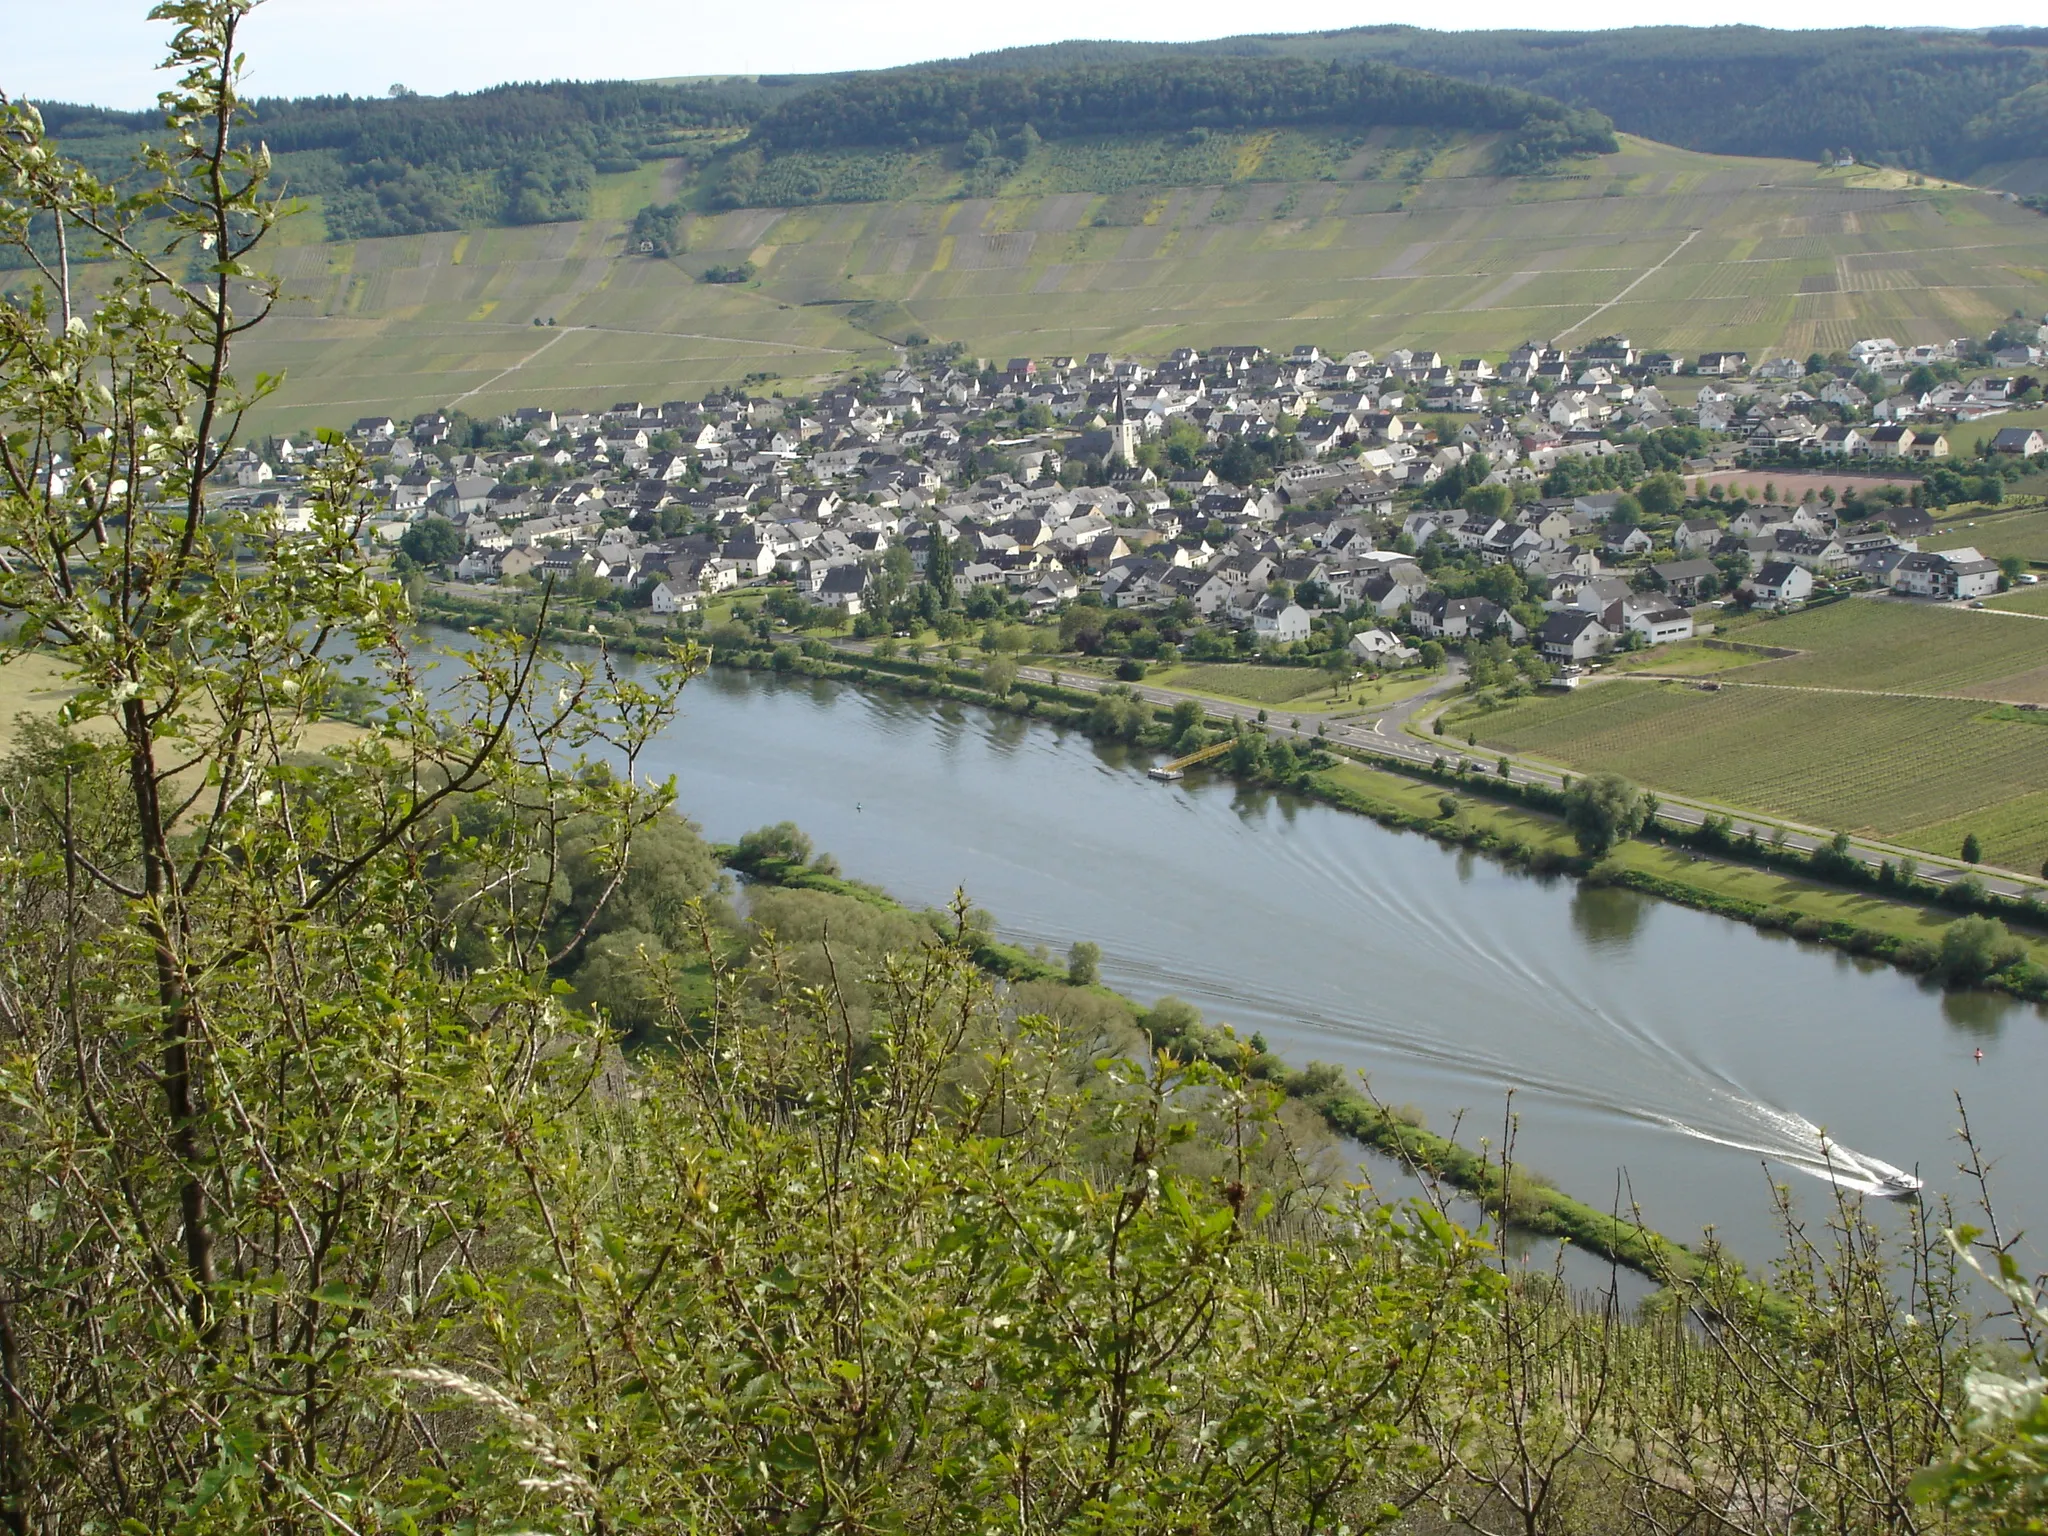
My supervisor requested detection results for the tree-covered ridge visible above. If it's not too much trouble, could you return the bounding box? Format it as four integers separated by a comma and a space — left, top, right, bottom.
35, 78, 778, 239
745, 56, 1617, 175
924, 26, 2048, 180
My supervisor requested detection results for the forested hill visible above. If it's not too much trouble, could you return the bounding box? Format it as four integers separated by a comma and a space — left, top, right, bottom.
34, 78, 788, 238
26, 24, 2048, 249
920, 27, 2048, 182
742, 57, 1616, 177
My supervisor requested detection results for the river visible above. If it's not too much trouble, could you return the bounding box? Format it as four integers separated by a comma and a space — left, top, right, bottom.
640, 666, 2047, 1271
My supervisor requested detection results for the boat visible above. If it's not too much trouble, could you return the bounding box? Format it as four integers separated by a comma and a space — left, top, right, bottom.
1873, 1171, 1923, 1199
1147, 766, 1184, 782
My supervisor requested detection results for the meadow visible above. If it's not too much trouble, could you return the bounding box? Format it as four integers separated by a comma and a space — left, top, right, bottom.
63, 129, 2040, 432
1461, 681, 2048, 873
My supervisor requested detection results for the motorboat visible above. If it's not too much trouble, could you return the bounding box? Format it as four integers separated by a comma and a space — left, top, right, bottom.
1873, 1171, 1923, 1199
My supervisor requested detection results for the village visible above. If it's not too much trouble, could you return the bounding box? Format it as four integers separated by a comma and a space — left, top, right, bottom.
210, 323, 2048, 680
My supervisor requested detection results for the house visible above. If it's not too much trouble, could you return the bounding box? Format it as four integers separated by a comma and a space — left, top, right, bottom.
649, 580, 701, 616
1943, 553, 2001, 599
1412, 593, 1525, 642
1893, 547, 2000, 600
1818, 424, 1864, 457
1602, 525, 1653, 557
1674, 517, 1722, 554
1990, 427, 2046, 457
1349, 628, 1420, 667
810, 564, 869, 614
1250, 596, 1313, 643
1610, 596, 1694, 645
1649, 557, 1719, 603
1745, 560, 1814, 609
1357, 567, 1430, 620
1537, 610, 1613, 664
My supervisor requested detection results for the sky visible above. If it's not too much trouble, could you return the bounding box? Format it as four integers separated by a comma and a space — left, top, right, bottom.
9, 0, 2045, 109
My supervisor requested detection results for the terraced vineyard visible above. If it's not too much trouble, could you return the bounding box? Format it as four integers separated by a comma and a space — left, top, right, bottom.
1468, 682, 2048, 872
74, 128, 2046, 432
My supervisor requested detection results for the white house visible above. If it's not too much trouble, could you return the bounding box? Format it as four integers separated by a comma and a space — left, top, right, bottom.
1745, 560, 1814, 609
1537, 610, 1612, 664
650, 580, 701, 616
1251, 596, 1313, 643
1349, 627, 1420, 667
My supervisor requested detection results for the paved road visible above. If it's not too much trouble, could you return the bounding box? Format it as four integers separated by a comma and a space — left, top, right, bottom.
873, 644, 2041, 900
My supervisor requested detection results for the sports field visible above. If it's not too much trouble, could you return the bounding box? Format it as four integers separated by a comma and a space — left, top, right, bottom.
85, 129, 2045, 431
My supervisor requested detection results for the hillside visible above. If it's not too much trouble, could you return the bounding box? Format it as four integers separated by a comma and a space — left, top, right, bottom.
225, 130, 2048, 430
921, 26, 2048, 188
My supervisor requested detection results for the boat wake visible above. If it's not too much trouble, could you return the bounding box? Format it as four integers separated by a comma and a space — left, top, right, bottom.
998, 823, 1930, 1209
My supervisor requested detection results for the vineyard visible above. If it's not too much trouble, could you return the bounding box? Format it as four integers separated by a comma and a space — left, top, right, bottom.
1928, 505, 2048, 565
1987, 584, 2048, 615
1725, 599, 2048, 700
1467, 682, 2048, 872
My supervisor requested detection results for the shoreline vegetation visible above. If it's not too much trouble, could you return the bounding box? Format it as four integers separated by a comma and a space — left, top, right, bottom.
718, 842, 1719, 1291
417, 593, 2048, 1010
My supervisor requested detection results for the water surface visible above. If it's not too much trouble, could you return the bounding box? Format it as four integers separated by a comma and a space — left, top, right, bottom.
647, 667, 2047, 1265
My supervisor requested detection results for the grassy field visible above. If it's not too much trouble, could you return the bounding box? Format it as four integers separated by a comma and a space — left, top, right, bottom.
1946, 406, 2048, 458
1713, 598, 2048, 700
1151, 662, 1440, 713
23, 128, 2033, 432
1608, 642, 1768, 677
0, 654, 82, 736
1154, 663, 1343, 707
1458, 680, 2048, 873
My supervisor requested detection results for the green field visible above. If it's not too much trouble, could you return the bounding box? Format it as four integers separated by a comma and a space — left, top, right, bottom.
1946, 406, 2048, 457
1461, 680, 2048, 872
1609, 642, 1769, 677
44, 128, 2037, 431
1153, 663, 1343, 707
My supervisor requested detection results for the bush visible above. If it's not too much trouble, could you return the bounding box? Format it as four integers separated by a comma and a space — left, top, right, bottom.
733, 821, 814, 871
1936, 915, 2026, 985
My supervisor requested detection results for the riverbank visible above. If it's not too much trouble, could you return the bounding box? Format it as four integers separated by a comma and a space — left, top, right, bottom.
723, 846, 1716, 1289
416, 594, 2047, 1007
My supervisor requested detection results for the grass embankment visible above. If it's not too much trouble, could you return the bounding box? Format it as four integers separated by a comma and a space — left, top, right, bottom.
1309, 752, 2048, 998
727, 848, 1712, 1287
